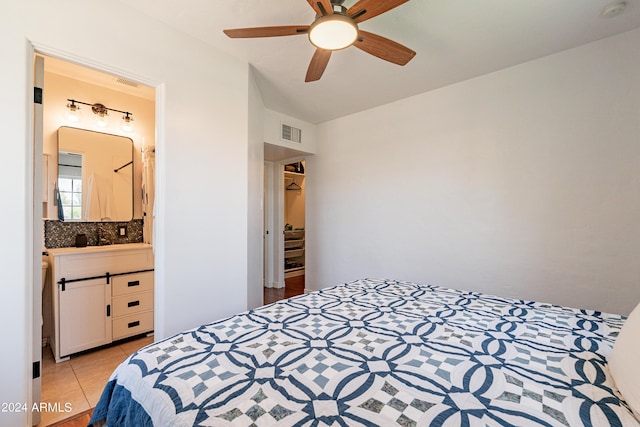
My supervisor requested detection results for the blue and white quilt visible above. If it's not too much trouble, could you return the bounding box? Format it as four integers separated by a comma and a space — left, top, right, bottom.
90, 279, 639, 426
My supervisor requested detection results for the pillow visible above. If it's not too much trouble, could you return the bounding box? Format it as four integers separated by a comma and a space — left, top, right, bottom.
609, 301, 640, 419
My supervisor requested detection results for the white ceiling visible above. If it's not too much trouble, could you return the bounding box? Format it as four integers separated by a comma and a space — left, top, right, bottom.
43, 55, 156, 101
119, 0, 639, 124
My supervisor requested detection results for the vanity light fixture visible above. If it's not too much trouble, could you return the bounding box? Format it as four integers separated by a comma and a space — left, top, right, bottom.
65, 99, 134, 132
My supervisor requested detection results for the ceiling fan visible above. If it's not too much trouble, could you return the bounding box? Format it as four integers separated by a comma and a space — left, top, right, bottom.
223, 0, 416, 82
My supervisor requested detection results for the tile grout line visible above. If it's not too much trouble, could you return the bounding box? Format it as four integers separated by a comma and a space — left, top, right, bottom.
76, 346, 129, 408
39, 348, 85, 426
68, 358, 91, 412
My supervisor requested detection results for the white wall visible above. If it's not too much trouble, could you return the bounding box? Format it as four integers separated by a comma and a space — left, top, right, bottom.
264, 108, 317, 154
307, 29, 640, 316
247, 69, 265, 310
0, 1, 258, 424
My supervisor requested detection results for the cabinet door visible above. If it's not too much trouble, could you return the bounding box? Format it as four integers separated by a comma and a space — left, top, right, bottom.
59, 278, 112, 357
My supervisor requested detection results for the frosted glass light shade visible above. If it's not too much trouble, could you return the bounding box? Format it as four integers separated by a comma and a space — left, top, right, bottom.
309, 14, 358, 50
121, 114, 134, 132
96, 111, 108, 127
65, 103, 82, 122
91, 103, 109, 127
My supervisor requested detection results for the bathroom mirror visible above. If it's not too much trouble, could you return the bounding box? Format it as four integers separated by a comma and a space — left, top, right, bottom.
57, 126, 133, 222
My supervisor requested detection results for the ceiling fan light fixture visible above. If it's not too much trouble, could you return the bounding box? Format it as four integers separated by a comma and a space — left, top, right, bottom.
309, 14, 358, 50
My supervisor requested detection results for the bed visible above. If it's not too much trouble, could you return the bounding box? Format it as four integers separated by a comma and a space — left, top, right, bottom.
89, 278, 640, 426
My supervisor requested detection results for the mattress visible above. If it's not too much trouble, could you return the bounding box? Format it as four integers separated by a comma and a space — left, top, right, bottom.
89, 278, 639, 426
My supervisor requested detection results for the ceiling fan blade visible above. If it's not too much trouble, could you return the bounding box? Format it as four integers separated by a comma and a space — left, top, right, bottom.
354, 30, 416, 65
347, 0, 409, 23
307, 0, 334, 16
223, 26, 309, 38
305, 49, 332, 82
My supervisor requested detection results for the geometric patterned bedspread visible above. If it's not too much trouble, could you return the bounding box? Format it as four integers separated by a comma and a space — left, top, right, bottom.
89, 279, 639, 426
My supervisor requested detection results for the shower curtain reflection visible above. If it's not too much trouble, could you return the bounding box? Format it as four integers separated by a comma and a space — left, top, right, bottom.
142, 143, 155, 245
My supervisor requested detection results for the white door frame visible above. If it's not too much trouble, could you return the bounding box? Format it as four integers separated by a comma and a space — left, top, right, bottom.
263, 156, 307, 290
263, 160, 284, 289
263, 162, 275, 288
31, 54, 45, 427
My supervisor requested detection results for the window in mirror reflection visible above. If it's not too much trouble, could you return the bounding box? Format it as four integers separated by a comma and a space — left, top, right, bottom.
58, 152, 83, 220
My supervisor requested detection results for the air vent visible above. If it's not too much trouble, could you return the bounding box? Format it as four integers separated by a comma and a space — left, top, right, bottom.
281, 123, 302, 143
115, 77, 140, 88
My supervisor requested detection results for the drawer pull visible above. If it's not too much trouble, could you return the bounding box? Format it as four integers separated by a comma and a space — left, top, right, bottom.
128, 320, 140, 328
128, 280, 140, 287
128, 300, 140, 308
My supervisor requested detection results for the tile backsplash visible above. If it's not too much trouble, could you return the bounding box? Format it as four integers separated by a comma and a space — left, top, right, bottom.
44, 219, 143, 248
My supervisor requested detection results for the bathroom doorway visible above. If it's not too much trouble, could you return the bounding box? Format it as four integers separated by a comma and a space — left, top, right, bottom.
32, 52, 157, 425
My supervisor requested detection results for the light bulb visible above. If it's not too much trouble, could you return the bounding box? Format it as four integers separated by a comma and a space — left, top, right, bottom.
121, 113, 134, 132
65, 102, 82, 122
91, 103, 109, 128
96, 111, 108, 127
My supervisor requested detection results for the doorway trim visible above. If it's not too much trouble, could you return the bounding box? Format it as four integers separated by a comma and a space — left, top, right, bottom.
263, 161, 276, 288
263, 155, 308, 291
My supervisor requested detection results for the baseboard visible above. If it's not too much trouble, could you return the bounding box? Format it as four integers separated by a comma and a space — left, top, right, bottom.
264, 281, 284, 289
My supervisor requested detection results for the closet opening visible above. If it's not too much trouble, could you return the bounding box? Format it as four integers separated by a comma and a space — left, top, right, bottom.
263, 149, 309, 305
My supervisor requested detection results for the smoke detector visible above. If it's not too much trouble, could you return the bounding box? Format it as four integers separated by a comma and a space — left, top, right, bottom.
601, 2, 627, 18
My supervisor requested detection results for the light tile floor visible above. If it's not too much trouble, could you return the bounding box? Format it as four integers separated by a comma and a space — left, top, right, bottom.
37, 335, 154, 426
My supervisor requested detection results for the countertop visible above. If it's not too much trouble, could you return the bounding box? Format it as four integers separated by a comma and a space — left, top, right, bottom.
46, 243, 152, 256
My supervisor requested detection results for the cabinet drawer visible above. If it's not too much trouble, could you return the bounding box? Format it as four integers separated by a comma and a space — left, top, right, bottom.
56, 247, 153, 280
112, 271, 154, 296
113, 310, 153, 340
112, 291, 153, 317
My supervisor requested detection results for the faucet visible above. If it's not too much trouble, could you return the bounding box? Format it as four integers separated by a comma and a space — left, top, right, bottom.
98, 224, 112, 245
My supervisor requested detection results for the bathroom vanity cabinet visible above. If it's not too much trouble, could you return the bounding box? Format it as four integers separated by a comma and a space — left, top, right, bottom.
48, 243, 154, 362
